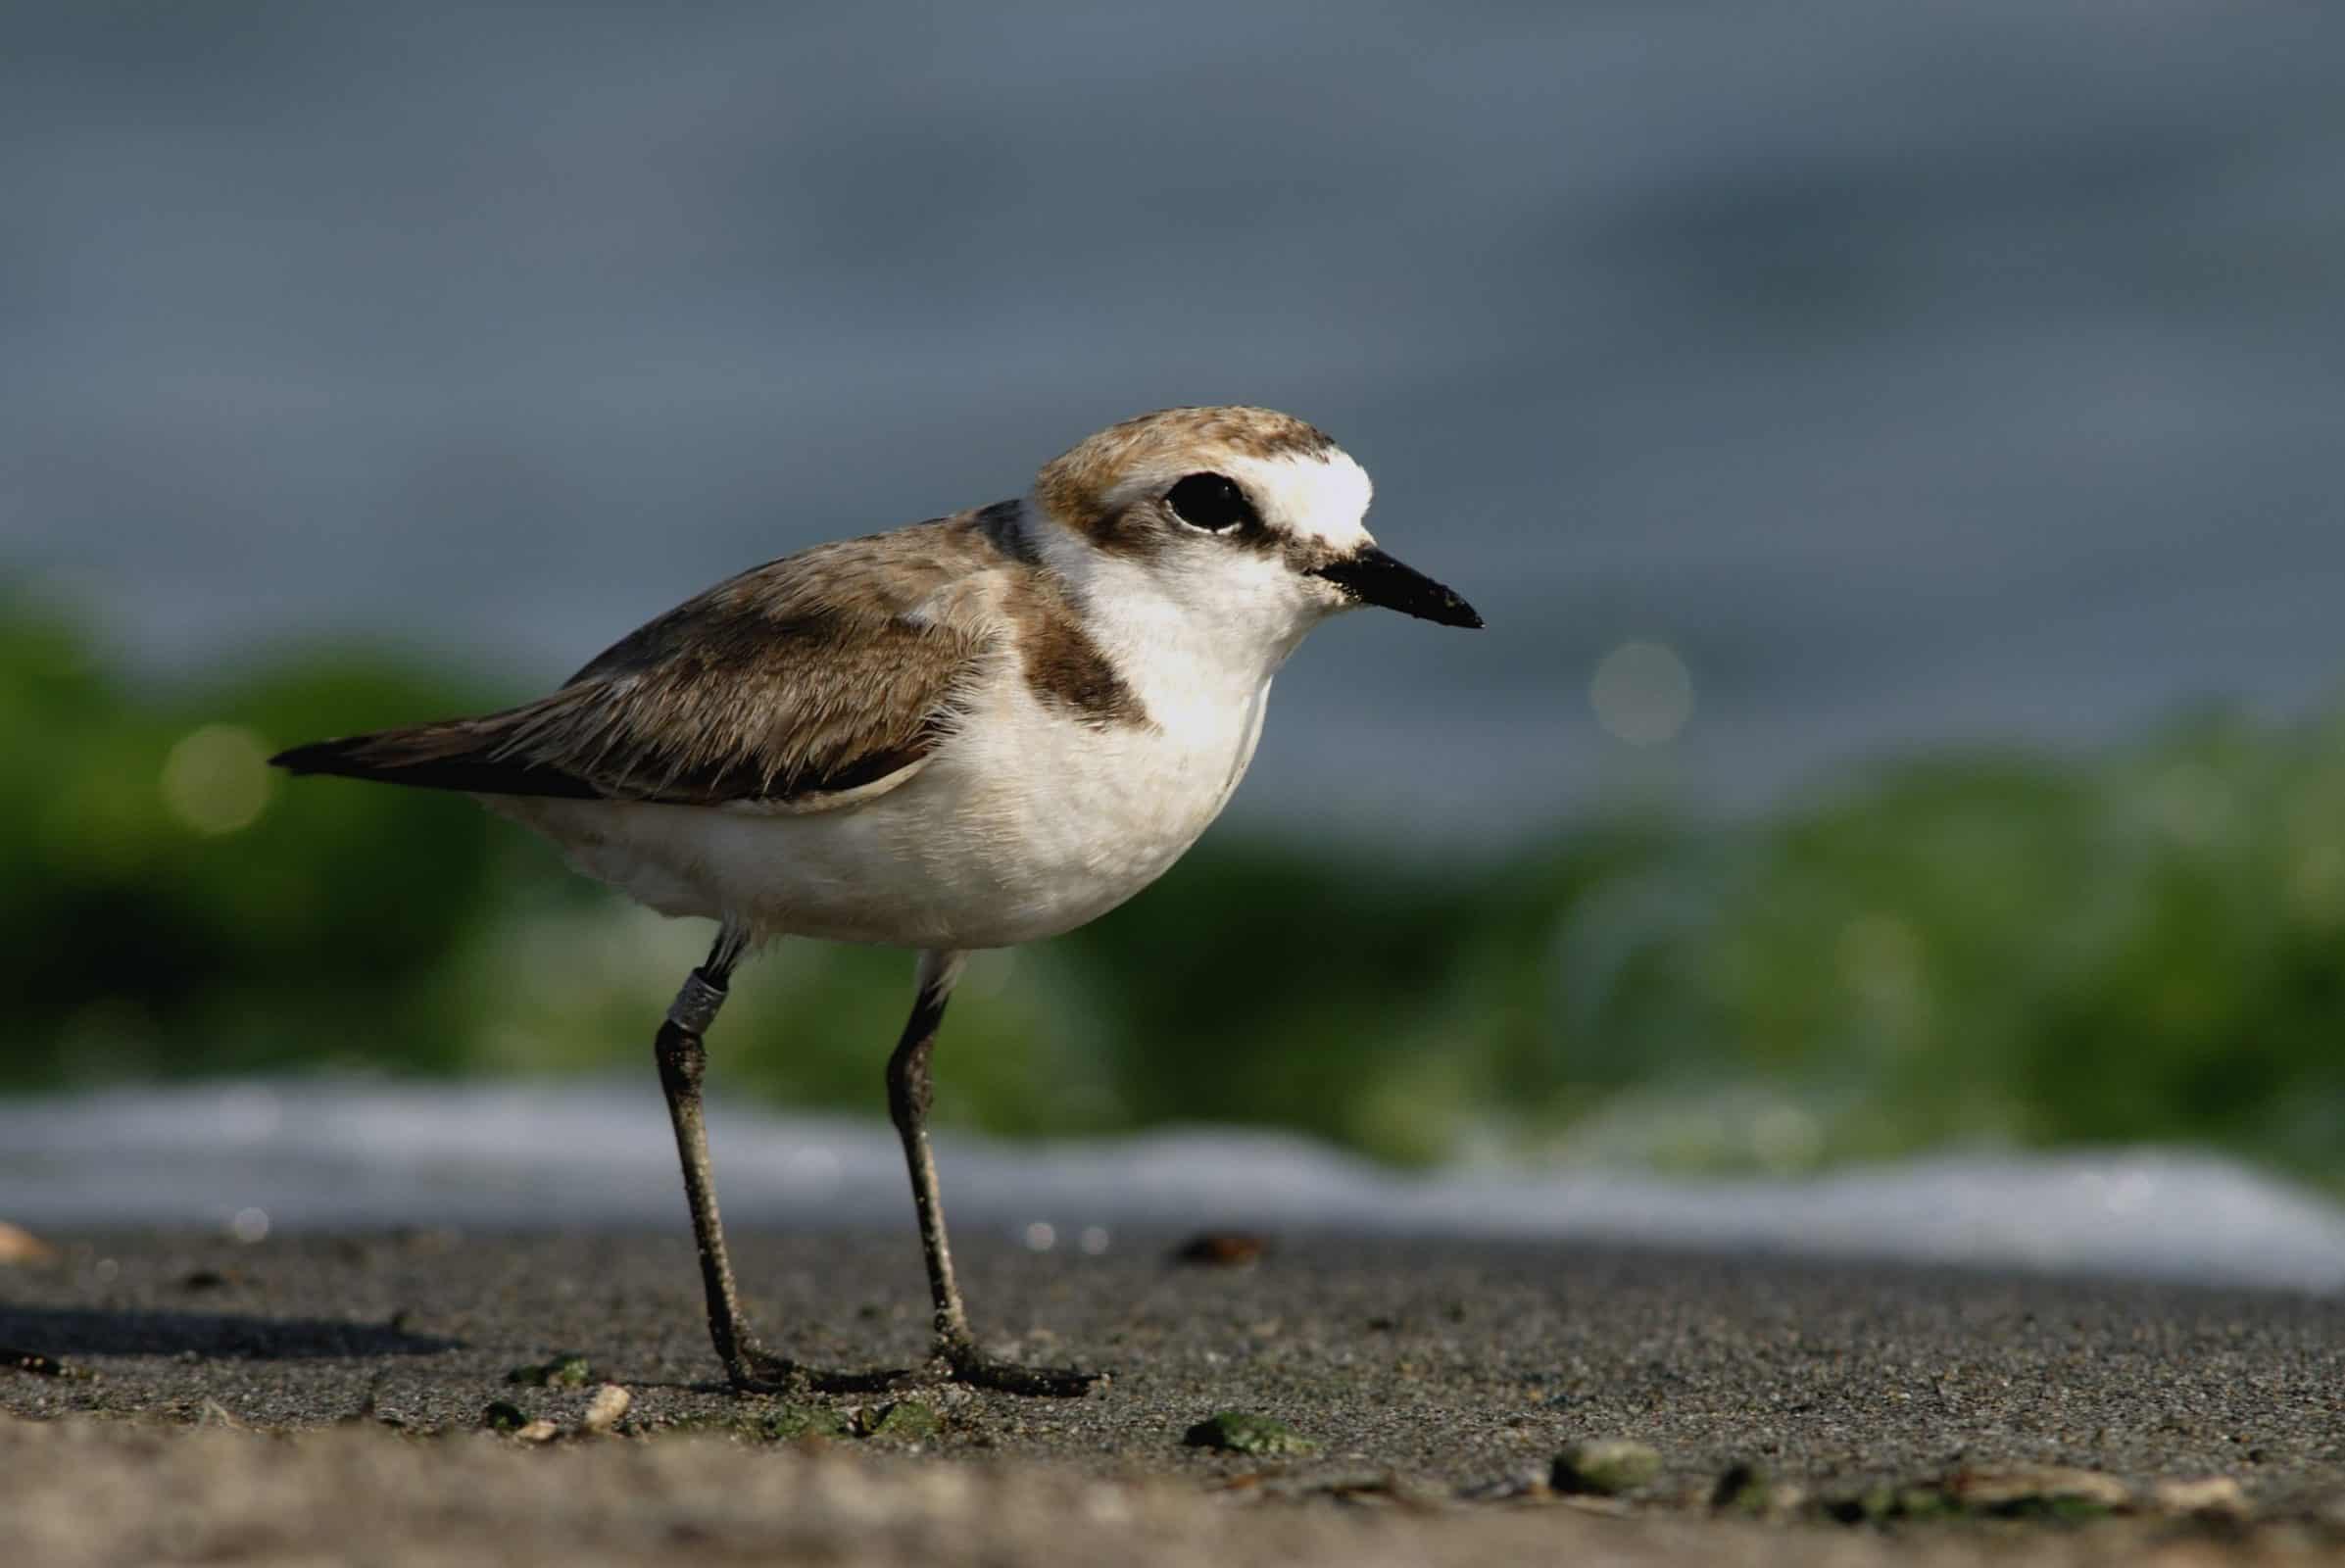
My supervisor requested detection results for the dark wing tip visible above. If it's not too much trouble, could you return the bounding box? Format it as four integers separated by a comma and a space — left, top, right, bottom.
269, 737, 362, 775
270, 739, 341, 774
267, 731, 605, 799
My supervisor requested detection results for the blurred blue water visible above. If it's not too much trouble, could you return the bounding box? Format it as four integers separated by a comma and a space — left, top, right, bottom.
8, 1, 2341, 834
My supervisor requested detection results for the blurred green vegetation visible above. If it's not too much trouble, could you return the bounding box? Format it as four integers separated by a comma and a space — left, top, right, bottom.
8, 592, 2343, 1188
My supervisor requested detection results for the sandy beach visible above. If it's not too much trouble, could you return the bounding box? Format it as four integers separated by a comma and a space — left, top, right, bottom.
5, 1227, 2341, 1565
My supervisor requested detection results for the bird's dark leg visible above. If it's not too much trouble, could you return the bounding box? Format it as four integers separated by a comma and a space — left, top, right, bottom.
654, 933, 789, 1388
656, 935, 1099, 1396
887, 949, 1104, 1396
655, 929, 907, 1395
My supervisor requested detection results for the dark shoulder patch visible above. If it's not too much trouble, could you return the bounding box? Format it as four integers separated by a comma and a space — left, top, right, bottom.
1014, 594, 1149, 729
971, 498, 1041, 564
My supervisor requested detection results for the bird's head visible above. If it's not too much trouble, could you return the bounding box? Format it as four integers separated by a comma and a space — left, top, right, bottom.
1029, 407, 1482, 651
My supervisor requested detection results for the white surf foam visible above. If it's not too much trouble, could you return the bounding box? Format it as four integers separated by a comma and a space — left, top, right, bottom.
2, 1079, 2339, 1293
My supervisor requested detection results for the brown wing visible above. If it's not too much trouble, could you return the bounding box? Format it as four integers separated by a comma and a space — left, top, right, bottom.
271, 514, 1011, 808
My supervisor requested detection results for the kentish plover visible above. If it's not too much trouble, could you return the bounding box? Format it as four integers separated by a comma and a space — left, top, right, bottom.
273, 406, 1482, 1396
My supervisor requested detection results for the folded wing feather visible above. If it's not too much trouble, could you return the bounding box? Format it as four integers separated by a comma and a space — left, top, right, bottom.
270, 522, 999, 809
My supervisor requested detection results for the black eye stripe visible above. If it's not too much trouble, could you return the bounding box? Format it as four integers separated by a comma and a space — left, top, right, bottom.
1165, 472, 1260, 535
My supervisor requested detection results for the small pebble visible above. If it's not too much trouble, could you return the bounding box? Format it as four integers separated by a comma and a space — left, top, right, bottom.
2150, 1475, 2249, 1517
1457, 1466, 1549, 1503
1169, 1234, 1267, 1267
1183, 1411, 1318, 1457
1552, 1439, 1661, 1496
580, 1384, 631, 1435
1947, 1464, 2130, 1514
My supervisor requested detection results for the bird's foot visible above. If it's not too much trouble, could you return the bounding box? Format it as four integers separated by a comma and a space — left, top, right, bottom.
938, 1343, 1108, 1397
722, 1336, 1105, 1398
725, 1341, 918, 1396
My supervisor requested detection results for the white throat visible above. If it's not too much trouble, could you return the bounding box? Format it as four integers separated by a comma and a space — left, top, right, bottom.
1020, 501, 1320, 725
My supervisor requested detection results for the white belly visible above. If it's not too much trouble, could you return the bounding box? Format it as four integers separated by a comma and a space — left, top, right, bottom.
488, 676, 1271, 950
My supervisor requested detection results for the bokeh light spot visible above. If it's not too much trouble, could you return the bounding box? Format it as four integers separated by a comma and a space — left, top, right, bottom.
1588, 640, 1694, 746
161, 724, 274, 836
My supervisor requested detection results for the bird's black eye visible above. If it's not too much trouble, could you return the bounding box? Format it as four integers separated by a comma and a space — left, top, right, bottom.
1165, 472, 1259, 534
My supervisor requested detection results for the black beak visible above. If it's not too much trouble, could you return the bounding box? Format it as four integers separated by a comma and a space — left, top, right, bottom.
1310, 547, 1484, 629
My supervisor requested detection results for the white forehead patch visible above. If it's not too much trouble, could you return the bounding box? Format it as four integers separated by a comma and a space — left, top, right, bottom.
1220, 449, 1375, 551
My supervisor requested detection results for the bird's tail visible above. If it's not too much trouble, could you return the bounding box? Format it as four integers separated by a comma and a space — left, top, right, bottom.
269, 719, 601, 799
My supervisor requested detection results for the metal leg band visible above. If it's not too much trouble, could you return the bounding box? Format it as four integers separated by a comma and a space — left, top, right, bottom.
666, 968, 729, 1035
